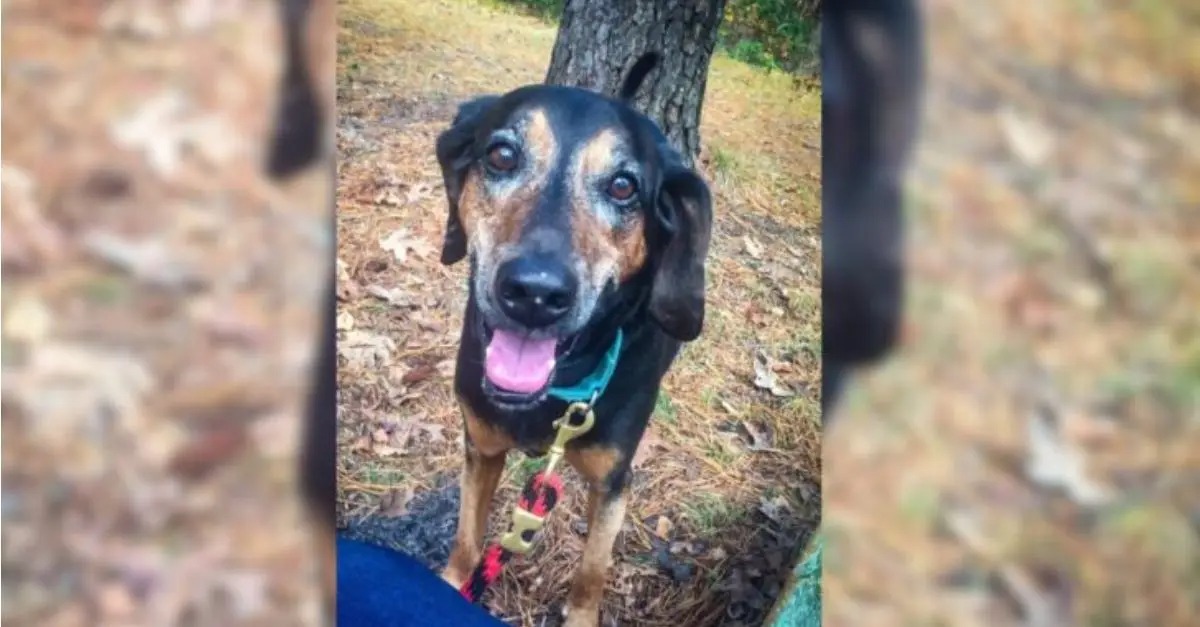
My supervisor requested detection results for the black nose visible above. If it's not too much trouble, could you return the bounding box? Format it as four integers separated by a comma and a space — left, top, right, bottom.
494, 256, 577, 328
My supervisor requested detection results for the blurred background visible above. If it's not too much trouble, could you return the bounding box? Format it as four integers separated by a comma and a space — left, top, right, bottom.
2, 0, 333, 624
825, 1, 1200, 625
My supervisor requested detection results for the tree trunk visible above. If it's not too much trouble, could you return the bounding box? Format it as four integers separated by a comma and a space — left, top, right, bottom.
544, 0, 727, 167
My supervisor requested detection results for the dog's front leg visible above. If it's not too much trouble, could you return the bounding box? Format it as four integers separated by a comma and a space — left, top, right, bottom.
564, 448, 629, 627
442, 411, 508, 588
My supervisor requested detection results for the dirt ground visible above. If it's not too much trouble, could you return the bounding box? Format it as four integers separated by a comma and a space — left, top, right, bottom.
333, 0, 821, 625
2, 1, 329, 625
826, 2, 1200, 626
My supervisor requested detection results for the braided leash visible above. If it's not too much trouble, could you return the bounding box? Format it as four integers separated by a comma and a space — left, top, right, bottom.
458, 398, 597, 604
458, 471, 564, 602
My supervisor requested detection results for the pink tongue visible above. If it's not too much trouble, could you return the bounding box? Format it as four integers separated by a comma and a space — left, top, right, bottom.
484, 330, 557, 393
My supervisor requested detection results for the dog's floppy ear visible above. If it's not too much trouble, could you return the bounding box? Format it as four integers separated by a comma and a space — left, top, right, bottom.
649, 157, 713, 341
435, 95, 499, 265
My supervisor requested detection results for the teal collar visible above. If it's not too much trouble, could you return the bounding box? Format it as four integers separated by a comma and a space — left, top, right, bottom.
547, 329, 624, 403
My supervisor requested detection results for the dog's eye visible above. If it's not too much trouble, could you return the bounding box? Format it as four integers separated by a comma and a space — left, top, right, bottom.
486, 143, 519, 172
607, 174, 637, 202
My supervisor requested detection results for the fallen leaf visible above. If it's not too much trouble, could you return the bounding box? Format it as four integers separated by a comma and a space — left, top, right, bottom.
371, 428, 389, 443
379, 229, 435, 265
758, 495, 791, 525
82, 231, 200, 289
366, 284, 409, 306
414, 421, 446, 444
349, 435, 370, 452
654, 515, 674, 540
335, 310, 355, 331
752, 352, 794, 397
743, 236, 764, 259
740, 421, 775, 451
169, 425, 248, 479
378, 487, 413, 518
998, 106, 1054, 167
338, 330, 396, 370
1025, 406, 1113, 506
401, 364, 436, 385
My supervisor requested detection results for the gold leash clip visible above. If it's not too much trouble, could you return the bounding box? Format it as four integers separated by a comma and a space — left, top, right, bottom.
498, 394, 598, 555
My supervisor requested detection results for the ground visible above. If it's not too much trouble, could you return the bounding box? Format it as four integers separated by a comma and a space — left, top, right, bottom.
333, 0, 822, 625
826, 2, 1200, 626
3, 1, 328, 625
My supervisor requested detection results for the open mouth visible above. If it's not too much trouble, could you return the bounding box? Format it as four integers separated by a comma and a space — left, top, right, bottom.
480, 321, 576, 404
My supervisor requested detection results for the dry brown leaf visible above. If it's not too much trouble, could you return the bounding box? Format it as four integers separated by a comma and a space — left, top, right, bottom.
379, 228, 435, 265
740, 420, 775, 451
401, 363, 436, 385
998, 106, 1054, 167
1025, 407, 1113, 506
82, 231, 200, 289
752, 352, 794, 397
414, 421, 446, 444
338, 330, 395, 370
366, 284, 409, 306
654, 515, 674, 540
169, 425, 248, 479
758, 495, 791, 525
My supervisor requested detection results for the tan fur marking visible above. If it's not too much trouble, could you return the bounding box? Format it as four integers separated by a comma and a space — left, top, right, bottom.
569, 128, 646, 285
566, 445, 622, 485
615, 212, 647, 281
459, 108, 558, 266
564, 488, 628, 627
442, 400, 510, 587
461, 400, 514, 457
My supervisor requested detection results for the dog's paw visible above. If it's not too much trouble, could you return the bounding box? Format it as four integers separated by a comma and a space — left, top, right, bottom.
439, 567, 467, 590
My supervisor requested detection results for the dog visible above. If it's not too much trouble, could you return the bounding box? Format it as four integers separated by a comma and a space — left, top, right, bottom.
434, 52, 714, 626
263, 0, 337, 614
822, 0, 924, 420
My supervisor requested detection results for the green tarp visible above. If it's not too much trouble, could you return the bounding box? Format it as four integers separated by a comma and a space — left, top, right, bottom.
764, 534, 822, 627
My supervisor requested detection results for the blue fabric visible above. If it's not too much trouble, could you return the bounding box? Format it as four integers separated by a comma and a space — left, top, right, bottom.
548, 329, 624, 403
337, 536, 506, 627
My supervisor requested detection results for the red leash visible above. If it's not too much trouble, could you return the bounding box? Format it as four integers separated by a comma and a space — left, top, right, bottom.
457, 400, 596, 604
458, 471, 565, 602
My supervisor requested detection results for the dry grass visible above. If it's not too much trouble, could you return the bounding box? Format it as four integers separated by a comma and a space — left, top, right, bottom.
826, 2, 1200, 626
333, 0, 820, 624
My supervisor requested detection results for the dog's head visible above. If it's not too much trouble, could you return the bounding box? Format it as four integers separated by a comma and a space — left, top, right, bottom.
435, 54, 712, 404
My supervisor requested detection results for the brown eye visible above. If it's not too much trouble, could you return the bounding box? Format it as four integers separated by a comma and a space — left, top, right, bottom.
486, 143, 519, 172
607, 174, 637, 202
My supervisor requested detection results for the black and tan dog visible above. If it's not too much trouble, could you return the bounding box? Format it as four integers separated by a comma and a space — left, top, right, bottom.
434, 53, 713, 625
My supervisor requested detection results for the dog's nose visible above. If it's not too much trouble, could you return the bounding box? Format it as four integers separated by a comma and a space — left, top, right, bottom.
494, 256, 577, 328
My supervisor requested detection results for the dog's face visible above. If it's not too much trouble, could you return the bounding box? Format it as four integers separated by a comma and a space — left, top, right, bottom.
436, 86, 712, 405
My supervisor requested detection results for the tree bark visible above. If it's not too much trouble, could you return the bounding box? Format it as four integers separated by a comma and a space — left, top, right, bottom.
544, 0, 727, 167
